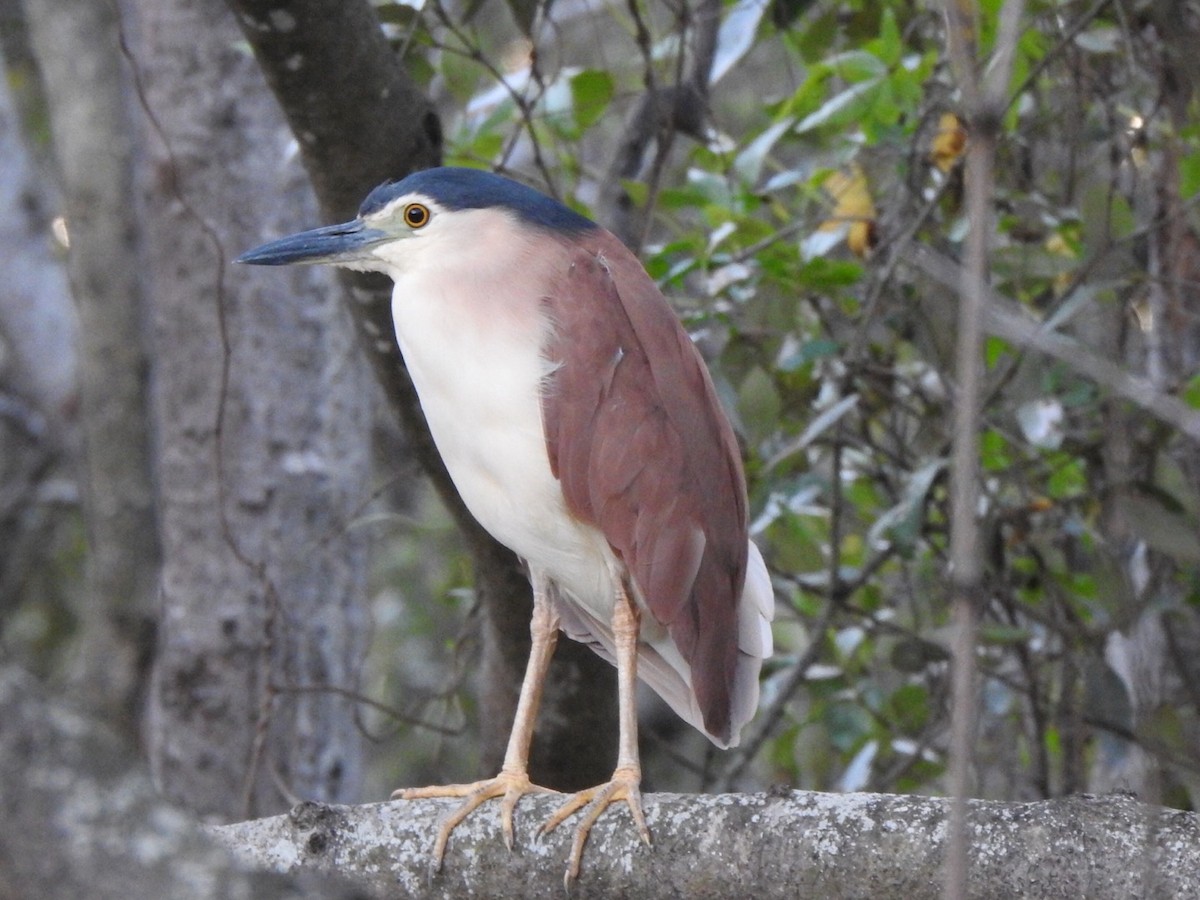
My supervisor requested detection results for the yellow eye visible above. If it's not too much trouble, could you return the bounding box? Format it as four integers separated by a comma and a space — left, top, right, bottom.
403, 203, 431, 229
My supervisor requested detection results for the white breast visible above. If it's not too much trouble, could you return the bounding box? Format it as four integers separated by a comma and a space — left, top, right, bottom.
383, 213, 616, 615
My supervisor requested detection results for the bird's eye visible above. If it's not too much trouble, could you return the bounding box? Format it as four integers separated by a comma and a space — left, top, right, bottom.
403, 203, 431, 229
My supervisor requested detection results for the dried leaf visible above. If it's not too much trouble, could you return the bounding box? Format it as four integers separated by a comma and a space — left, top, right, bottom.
819, 166, 877, 258
930, 112, 966, 172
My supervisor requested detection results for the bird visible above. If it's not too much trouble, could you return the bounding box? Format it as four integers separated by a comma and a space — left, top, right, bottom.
236, 166, 774, 883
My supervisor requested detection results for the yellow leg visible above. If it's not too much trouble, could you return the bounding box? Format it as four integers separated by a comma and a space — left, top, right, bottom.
541, 580, 651, 886
393, 569, 561, 868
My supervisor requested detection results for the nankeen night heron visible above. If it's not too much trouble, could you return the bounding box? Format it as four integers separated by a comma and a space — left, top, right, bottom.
237, 166, 774, 882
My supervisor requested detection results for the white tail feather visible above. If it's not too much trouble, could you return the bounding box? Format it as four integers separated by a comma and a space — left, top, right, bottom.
553, 539, 774, 749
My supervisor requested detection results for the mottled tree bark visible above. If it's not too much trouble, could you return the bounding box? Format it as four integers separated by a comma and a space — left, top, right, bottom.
129, 0, 371, 817
0, 666, 363, 900
213, 790, 1200, 899
21, 0, 158, 729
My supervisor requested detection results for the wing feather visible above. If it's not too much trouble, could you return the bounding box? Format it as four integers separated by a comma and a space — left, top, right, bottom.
541, 230, 750, 743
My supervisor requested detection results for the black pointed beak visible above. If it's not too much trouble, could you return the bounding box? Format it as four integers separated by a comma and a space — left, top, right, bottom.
236, 219, 390, 266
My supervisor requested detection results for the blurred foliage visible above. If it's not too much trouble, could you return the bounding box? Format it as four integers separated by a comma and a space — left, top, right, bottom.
361, 0, 1200, 810
357, 471, 482, 798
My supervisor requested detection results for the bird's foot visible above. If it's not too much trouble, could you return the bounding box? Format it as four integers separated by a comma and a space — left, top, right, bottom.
541, 765, 651, 886
392, 770, 559, 869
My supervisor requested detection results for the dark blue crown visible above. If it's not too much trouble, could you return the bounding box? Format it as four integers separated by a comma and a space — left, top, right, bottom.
359, 167, 596, 234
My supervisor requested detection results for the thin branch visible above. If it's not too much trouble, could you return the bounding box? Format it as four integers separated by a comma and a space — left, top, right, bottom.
210, 791, 1200, 898
598, 0, 722, 248
1004, 0, 1115, 118
911, 245, 1200, 443
273, 683, 466, 737
939, 1, 1026, 897
424, 2, 559, 195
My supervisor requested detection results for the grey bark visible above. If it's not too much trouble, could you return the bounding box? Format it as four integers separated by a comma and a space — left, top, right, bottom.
225, 0, 619, 788
130, 0, 371, 817
20, 0, 159, 725
0, 665, 363, 900
211, 789, 1200, 899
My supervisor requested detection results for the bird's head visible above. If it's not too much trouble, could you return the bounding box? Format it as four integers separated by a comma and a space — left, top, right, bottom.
236, 167, 595, 278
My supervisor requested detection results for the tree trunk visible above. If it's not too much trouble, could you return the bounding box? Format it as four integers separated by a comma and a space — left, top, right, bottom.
21, 0, 158, 728
129, 0, 372, 818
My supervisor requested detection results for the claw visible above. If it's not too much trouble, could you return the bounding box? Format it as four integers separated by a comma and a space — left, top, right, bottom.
393, 771, 558, 869
541, 766, 650, 886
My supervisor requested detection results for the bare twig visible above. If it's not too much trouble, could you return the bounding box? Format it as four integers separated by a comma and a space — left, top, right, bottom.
598, 0, 722, 247
939, 1, 1026, 897
273, 683, 466, 737
910, 245, 1200, 443
425, 1, 559, 194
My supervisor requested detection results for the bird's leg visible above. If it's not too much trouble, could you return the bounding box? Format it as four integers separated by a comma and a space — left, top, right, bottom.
542, 579, 651, 885
393, 569, 561, 867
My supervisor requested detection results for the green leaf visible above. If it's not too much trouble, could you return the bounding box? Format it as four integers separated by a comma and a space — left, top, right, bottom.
985, 336, 1010, 368
735, 119, 794, 184
738, 366, 783, 445
569, 70, 614, 131
1153, 450, 1200, 518
891, 638, 949, 672
621, 179, 648, 209
980, 429, 1011, 473
1184, 372, 1200, 409
866, 458, 945, 556
795, 9, 838, 60
778, 338, 840, 372
794, 78, 885, 134
871, 7, 902, 66
1047, 457, 1086, 499
801, 393, 858, 444
441, 50, 484, 105
798, 258, 863, 289
822, 50, 888, 82
712, 0, 771, 84
827, 701, 873, 752
884, 683, 930, 733
1080, 184, 1135, 250
1044, 726, 1061, 759
772, 0, 815, 30
978, 624, 1033, 645
375, 4, 423, 27
465, 130, 504, 163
